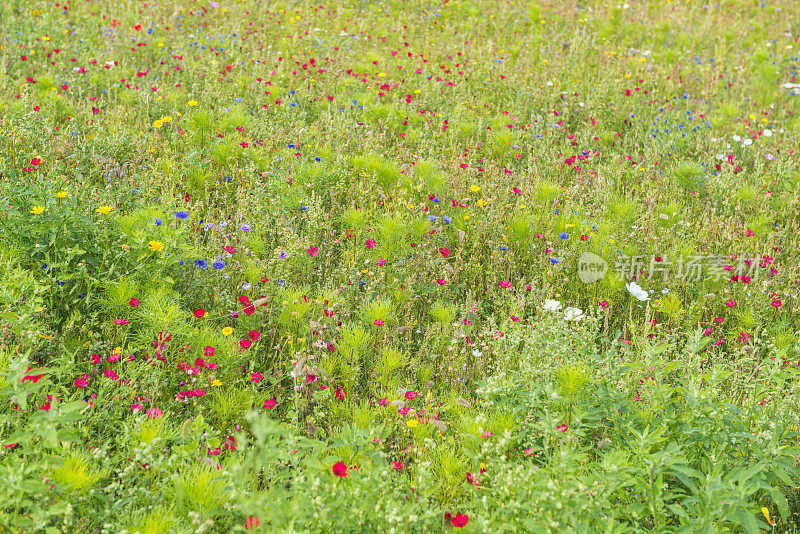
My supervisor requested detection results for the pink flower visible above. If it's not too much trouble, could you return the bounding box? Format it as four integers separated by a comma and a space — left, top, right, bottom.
145, 408, 163, 418
378, 398, 388, 406
335, 389, 346, 400
251, 372, 263, 383
307, 245, 319, 257
392, 461, 403, 470
523, 448, 534, 456
263, 398, 276, 409
240, 339, 252, 349
703, 327, 714, 336
249, 330, 260, 341
90, 354, 102, 365
129, 298, 140, 307
745, 229, 755, 237
74, 376, 88, 389
114, 319, 129, 326
556, 424, 568, 432
374, 319, 384, 326
376, 258, 386, 266
104, 369, 119, 380
439, 247, 450, 258
131, 403, 144, 413
714, 317, 725, 323
365, 239, 376, 249
599, 301, 609, 308
405, 390, 417, 400
436, 279, 447, 285
510, 315, 520, 322
513, 187, 522, 195
499, 280, 512, 288
725, 300, 737, 308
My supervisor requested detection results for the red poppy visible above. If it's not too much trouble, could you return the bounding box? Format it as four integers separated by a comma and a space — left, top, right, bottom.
335, 389, 346, 400
240, 339, 252, 349
332, 461, 348, 477
194, 309, 206, 318
244, 516, 261, 530
452, 513, 469, 528
404, 390, 417, 400
129, 298, 140, 307
249, 330, 260, 341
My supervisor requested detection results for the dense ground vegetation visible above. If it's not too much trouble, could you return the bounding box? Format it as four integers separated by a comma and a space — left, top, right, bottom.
1, 0, 800, 531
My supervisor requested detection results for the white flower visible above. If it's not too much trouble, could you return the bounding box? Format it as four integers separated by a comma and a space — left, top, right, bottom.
763, 129, 772, 137
732, 135, 742, 142
563, 307, 585, 322
626, 282, 650, 301
543, 299, 562, 312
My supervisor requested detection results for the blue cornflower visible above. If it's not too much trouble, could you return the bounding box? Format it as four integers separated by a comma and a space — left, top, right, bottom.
560, 232, 569, 239
554, 209, 560, 215
314, 157, 321, 161
500, 245, 508, 251
213, 260, 225, 270
288, 143, 295, 148
179, 259, 184, 266
155, 218, 162, 226
176, 211, 189, 219
78, 293, 86, 299
301, 205, 307, 211
432, 197, 441, 203
550, 258, 559, 264
443, 215, 452, 224
196, 259, 208, 269
224, 176, 232, 182
277, 279, 285, 286
279, 251, 288, 259
428, 215, 437, 222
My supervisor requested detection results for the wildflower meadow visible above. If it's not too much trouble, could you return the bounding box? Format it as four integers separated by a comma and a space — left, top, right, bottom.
2, 0, 800, 532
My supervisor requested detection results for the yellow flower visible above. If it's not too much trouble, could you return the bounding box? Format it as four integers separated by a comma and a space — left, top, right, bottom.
469, 185, 481, 193
148, 240, 164, 252
762, 508, 775, 526
30, 205, 45, 215
161, 116, 172, 123
463, 215, 470, 221
153, 120, 163, 128
406, 419, 418, 428
55, 191, 68, 199
476, 199, 486, 208
221, 327, 233, 336
210, 378, 222, 387
95, 206, 113, 214
187, 100, 199, 106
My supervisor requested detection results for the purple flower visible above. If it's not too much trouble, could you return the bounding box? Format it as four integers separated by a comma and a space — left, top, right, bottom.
240, 224, 251, 232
